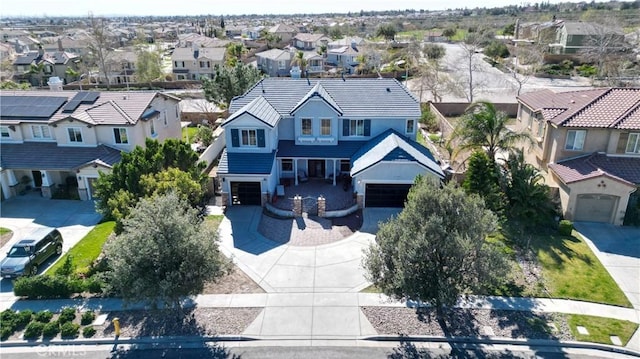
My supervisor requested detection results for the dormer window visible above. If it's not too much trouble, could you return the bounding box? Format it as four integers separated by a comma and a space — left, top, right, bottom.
626, 133, 640, 154
302, 118, 312, 135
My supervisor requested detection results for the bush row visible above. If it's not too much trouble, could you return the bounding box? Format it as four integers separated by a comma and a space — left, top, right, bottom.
1, 309, 96, 341
13, 275, 104, 299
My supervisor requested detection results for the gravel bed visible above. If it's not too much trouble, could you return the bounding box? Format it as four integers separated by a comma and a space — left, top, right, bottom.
93, 307, 261, 338
362, 307, 573, 341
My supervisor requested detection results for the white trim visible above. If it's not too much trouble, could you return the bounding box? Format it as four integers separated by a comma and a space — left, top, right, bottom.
113, 127, 129, 145
0, 126, 11, 139
67, 127, 84, 143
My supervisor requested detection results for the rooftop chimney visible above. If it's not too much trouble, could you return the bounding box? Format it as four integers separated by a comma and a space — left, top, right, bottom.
47, 77, 63, 91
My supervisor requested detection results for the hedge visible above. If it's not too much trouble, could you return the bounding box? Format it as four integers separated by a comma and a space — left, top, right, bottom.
13, 275, 104, 299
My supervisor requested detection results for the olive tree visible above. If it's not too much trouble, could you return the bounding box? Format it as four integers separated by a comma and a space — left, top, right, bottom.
363, 179, 507, 321
105, 192, 230, 308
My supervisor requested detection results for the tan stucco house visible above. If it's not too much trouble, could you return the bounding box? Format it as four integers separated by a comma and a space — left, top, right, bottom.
516, 88, 640, 225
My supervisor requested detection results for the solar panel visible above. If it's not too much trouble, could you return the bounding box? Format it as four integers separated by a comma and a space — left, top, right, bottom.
0, 96, 67, 118
62, 91, 101, 113
81, 92, 100, 104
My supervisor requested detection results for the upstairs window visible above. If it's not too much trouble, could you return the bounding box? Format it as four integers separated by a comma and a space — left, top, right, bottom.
31, 125, 51, 139
241, 129, 257, 146
350, 119, 364, 136
321, 119, 332, 136
0, 126, 10, 138
67, 127, 83, 143
626, 133, 640, 154
343, 119, 371, 137
565, 130, 586, 151
301, 118, 312, 135
150, 120, 157, 137
406, 119, 415, 134
113, 128, 129, 144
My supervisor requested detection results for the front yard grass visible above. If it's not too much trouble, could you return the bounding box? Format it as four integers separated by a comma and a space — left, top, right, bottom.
182, 126, 198, 143
528, 231, 632, 308
567, 314, 638, 346
45, 221, 115, 276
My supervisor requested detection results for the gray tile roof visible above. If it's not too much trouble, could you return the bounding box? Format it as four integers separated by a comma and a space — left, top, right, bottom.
223, 96, 280, 128
255, 48, 292, 61
0, 90, 161, 126
549, 153, 640, 185
229, 78, 420, 119
350, 129, 444, 178
217, 149, 276, 174
1, 142, 122, 171
276, 140, 365, 159
518, 88, 640, 130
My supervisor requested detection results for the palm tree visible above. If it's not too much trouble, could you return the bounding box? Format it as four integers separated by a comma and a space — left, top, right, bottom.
27, 63, 45, 88
355, 54, 368, 75
291, 51, 307, 76
451, 101, 533, 161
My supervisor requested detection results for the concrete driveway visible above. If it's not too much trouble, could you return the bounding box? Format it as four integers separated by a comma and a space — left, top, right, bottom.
574, 222, 640, 309
0, 194, 102, 297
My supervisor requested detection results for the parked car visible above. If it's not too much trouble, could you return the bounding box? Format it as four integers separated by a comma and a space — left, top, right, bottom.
0, 228, 63, 278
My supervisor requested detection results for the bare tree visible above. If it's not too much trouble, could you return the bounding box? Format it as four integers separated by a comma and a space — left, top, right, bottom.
579, 20, 627, 81
87, 13, 114, 89
508, 44, 544, 95
454, 32, 491, 103
414, 60, 463, 102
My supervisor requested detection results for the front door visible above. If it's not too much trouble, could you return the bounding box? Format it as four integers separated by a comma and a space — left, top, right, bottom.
308, 160, 325, 178
31, 171, 43, 188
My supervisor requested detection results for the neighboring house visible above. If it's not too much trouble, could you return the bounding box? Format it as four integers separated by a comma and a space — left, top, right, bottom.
326, 42, 360, 74
517, 20, 564, 45
267, 24, 297, 44
0, 90, 181, 201
218, 78, 444, 207
255, 49, 292, 77
13, 47, 80, 86
292, 33, 331, 51
327, 37, 364, 50
225, 25, 244, 38
171, 46, 226, 80
242, 26, 264, 40
41, 36, 92, 56
550, 21, 626, 55
177, 33, 230, 48
103, 50, 137, 85
516, 88, 640, 225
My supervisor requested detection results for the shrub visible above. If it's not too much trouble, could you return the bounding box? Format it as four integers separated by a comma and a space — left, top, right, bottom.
559, 220, 573, 236
15, 310, 33, 328
82, 326, 96, 338
34, 310, 53, 323
23, 322, 44, 339
55, 255, 75, 277
0, 326, 12, 341
42, 321, 60, 338
0, 309, 16, 330
80, 311, 96, 326
14, 275, 84, 299
428, 134, 441, 143
84, 276, 104, 294
420, 104, 439, 133
60, 322, 79, 338
58, 308, 76, 324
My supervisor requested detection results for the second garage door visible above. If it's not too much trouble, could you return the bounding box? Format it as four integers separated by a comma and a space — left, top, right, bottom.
574, 194, 618, 223
231, 182, 261, 205
365, 184, 412, 207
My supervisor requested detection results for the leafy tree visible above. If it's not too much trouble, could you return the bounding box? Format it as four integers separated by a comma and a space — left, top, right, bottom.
202, 63, 263, 108
363, 179, 507, 320
463, 151, 506, 215
442, 27, 456, 40
220, 15, 225, 29
140, 168, 205, 206
27, 62, 45, 87
135, 49, 163, 84
483, 41, 510, 60
105, 192, 231, 308
376, 23, 397, 41
93, 139, 206, 231
502, 23, 515, 36
451, 101, 533, 160
194, 125, 214, 146
422, 43, 445, 61
502, 149, 556, 227
225, 43, 245, 67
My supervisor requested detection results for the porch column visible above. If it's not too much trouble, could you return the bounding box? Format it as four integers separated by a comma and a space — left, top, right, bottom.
5, 170, 19, 198
333, 159, 337, 186
294, 159, 299, 186
40, 170, 54, 199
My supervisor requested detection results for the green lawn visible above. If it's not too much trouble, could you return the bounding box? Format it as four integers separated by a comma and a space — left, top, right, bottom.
0, 228, 11, 235
528, 231, 632, 307
567, 314, 638, 346
46, 221, 115, 275
182, 126, 198, 143
205, 215, 224, 232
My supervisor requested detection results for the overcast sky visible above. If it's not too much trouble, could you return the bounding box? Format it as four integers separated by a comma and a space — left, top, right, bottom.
0, 0, 608, 17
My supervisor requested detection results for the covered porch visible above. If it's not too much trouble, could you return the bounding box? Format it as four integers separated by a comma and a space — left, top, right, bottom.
271, 178, 356, 213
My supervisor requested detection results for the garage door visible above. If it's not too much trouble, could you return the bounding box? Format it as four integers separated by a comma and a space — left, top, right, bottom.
365, 184, 412, 207
574, 194, 618, 223
231, 182, 261, 205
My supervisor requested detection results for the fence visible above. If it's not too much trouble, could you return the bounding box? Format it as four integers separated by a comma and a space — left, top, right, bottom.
198, 127, 225, 169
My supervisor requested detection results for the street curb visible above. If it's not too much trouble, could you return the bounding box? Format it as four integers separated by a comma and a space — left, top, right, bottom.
0, 335, 258, 348
363, 335, 640, 357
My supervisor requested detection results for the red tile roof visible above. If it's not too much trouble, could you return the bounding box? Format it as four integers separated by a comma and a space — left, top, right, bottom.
518, 88, 640, 130
549, 153, 640, 186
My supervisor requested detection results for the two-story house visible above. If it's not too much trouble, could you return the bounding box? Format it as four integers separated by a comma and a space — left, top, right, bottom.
13, 47, 80, 86
267, 24, 297, 44
516, 88, 640, 225
292, 33, 331, 51
0, 90, 181, 201
218, 78, 444, 208
171, 46, 226, 80
103, 50, 137, 85
255, 49, 293, 77
326, 41, 361, 74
